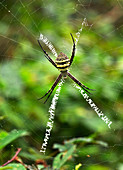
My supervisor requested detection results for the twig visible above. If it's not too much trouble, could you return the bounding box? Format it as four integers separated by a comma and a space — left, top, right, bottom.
1, 148, 21, 167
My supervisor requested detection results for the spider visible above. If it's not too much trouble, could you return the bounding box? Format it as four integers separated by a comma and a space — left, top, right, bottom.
38, 33, 94, 103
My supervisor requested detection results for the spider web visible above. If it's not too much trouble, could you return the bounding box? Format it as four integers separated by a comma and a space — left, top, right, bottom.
0, 0, 123, 169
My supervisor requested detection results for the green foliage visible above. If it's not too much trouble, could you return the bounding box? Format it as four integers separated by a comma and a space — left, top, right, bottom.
52, 136, 108, 169
0, 0, 123, 169
0, 163, 26, 170
0, 130, 28, 150
53, 145, 76, 169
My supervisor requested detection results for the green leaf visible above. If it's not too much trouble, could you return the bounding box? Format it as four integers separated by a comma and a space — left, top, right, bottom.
65, 137, 108, 147
53, 145, 76, 169
65, 137, 93, 144
37, 165, 45, 169
94, 140, 108, 147
0, 163, 26, 170
53, 143, 70, 152
0, 130, 28, 150
0, 130, 8, 140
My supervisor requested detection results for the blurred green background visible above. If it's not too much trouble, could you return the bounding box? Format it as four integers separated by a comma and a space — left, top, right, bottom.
0, 0, 123, 169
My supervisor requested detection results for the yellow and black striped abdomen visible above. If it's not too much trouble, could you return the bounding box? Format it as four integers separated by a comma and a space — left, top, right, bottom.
56, 59, 70, 72
55, 52, 70, 72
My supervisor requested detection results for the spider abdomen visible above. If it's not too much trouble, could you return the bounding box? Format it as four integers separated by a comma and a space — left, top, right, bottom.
55, 52, 70, 72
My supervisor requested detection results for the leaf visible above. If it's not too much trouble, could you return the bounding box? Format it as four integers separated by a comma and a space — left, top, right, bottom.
0, 163, 26, 170
53, 143, 71, 152
65, 137, 93, 144
37, 165, 45, 169
94, 140, 108, 147
0, 130, 28, 150
0, 130, 8, 140
64, 137, 108, 147
53, 145, 76, 169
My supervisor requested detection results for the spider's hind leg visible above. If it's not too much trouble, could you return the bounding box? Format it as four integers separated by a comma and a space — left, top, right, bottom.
38, 89, 52, 102
38, 73, 62, 103
38, 90, 53, 104
67, 72, 95, 94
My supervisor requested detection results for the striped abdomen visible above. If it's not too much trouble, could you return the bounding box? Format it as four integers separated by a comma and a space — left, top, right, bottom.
55, 52, 70, 72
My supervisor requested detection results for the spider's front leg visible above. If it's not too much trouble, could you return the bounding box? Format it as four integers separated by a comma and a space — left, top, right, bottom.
69, 33, 76, 66
37, 40, 57, 68
38, 73, 62, 103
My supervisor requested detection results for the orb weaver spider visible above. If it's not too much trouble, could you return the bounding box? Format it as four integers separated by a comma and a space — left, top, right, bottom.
38, 33, 94, 103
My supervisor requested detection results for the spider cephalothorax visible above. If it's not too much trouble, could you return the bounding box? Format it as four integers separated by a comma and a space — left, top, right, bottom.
38, 33, 94, 103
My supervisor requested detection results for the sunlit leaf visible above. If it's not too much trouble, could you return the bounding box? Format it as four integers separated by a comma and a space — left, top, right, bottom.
0, 130, 28, 150
0, 163, 26, 170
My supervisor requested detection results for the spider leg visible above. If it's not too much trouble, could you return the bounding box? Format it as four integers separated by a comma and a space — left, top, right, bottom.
70, 33, 76, 66
38, 73, 62, 103
37, 40, 57, 68
67, 72, 95, 94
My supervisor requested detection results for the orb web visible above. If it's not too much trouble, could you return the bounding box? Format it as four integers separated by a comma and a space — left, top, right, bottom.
0, 0, 123, 169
